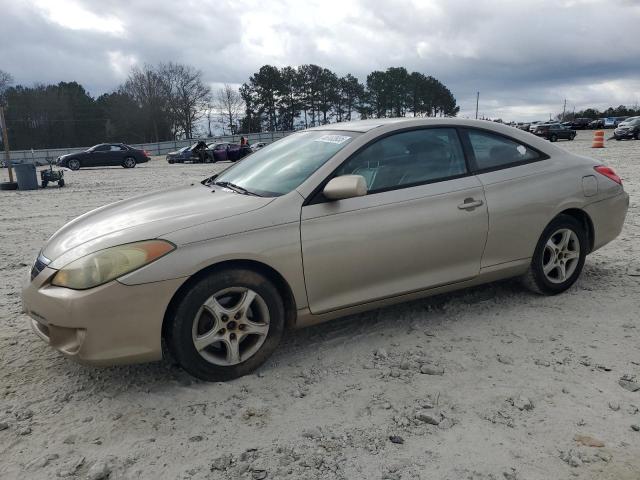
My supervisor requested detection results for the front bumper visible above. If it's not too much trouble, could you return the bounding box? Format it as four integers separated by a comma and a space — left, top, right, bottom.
614, 129, 635, 139
22, 266, 185, 366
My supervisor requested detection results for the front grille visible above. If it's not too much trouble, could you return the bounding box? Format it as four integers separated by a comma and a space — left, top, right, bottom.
31, 253, 50, 280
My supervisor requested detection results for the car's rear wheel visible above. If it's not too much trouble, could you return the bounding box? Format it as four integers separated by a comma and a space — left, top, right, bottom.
166, 269, 285, 381
123, 157, 137, 168
67, 158, 80, 170
549, 134, 558, 142
522, 214, 587, 295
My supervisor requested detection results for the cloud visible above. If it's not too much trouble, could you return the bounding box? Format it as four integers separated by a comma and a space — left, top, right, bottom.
1, 0, 639, 120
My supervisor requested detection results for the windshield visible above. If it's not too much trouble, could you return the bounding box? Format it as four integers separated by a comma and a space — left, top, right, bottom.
86, 144, 101, 152
212, 130, 358, 197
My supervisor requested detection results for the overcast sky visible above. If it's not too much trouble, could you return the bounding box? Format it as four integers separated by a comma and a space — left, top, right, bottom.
1, 0, 639, 121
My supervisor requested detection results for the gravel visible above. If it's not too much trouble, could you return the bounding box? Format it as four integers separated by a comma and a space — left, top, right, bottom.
1, 132, 639, 479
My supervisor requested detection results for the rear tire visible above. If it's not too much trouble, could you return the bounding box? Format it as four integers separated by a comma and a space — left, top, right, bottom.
58, 178, 65, 187
550, 134, 558, 142
166, 269, 285, 381
123, 157, 136, 168
521, 214, 587, 295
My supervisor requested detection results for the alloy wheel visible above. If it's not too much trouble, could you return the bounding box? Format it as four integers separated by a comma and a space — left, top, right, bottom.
191, 287, 270, 366
542, 228, 580, 284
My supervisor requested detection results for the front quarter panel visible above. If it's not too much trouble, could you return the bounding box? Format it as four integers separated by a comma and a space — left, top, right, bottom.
119, 192, 308, 310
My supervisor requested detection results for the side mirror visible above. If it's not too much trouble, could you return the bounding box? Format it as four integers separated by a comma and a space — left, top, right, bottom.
323, 175, 367, 201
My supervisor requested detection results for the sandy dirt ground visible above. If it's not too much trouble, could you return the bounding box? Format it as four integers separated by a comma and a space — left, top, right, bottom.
0, 130, 638, 480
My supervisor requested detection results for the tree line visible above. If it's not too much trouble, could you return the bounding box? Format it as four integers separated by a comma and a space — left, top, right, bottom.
239, 65, 459, 133
0, 63, 460, 150
0, 64, 211, 150
560, 105, 640, 121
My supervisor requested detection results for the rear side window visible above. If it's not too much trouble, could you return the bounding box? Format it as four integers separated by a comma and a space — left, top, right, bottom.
465, 129, 541, 171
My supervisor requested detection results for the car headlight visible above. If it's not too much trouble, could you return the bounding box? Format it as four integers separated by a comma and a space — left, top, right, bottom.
51, 240, 175, 290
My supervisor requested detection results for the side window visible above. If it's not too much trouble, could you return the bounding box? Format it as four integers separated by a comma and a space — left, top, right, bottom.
465, 129, 541, 171
335, 128, 467, 193
110, 145, 124, 151
94, 145, 110, 152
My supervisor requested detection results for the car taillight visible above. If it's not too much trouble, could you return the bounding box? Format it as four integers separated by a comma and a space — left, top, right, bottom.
594, 165, 622, 185
143, 150, 151, 157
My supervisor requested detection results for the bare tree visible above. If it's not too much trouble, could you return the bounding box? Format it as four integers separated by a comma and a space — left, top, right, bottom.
122, 65, 171, 142
215, 84, 244, 134
0, 69, 13, 106
161, 63, 211, 139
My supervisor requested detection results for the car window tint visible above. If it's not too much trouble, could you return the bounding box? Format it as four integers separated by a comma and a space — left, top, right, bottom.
110, 145, 123, 151
466, 130, 540, 171
95, 145, 110, 152
335, 128, 467, 193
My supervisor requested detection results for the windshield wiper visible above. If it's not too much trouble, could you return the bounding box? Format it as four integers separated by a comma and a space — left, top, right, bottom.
213, 181, 260, 196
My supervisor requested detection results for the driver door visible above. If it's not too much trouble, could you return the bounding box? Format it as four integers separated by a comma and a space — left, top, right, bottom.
300, 128, 489, 314
87, 144, 111, 166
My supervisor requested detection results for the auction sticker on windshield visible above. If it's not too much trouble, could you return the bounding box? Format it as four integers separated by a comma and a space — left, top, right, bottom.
314, 135, 352, 144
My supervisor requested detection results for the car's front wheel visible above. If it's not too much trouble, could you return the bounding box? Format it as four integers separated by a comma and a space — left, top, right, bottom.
166, 268, 285, 381
67, 158, 80, 170
522, 214, 587, 295
549, 134, 558, 142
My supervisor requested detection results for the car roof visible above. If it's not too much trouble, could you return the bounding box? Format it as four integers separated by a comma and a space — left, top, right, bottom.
307, 117, 411, 132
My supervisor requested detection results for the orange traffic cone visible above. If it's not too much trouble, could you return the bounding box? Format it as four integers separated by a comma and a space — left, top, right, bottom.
592, 130, 605, 148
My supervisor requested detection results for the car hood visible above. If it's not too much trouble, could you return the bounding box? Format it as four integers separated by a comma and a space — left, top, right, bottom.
43, 184, 273, 267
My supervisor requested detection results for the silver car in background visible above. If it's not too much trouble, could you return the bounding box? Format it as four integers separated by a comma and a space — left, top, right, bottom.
22, 118, 629, 381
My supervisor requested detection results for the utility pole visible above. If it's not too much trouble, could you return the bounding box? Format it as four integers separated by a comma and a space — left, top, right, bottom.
0, 106, 14, 183
562, 98, 567, 121
475, 92, 479, 120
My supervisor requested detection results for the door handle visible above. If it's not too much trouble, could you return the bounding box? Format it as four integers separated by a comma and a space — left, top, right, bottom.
457, 198, 484, 210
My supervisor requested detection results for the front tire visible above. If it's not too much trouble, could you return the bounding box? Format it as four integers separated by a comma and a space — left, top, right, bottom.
522, 214, 587, 295
549, 134, 558, 142
67, 158, 80, 170
166, 269, 285, 381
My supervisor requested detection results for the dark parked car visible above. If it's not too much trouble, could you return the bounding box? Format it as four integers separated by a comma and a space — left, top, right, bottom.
614, 118, 640, 140
532, 123, 576, 142
208, 142, 252, 162
566, 118, 592, 129
166, 142, 254, 164
589, 119, 605, 129
57, 144, 150, 170
166, 141, 211, 164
